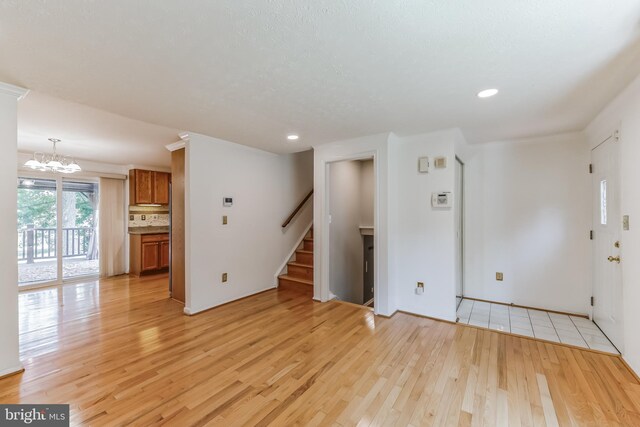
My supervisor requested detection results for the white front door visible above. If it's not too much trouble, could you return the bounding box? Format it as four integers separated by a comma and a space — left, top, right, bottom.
592, 135, 623, 351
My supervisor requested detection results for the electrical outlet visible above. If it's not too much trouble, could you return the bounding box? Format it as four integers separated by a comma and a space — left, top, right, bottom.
222, 273, 228, 283
129, 215, 134, 221
417, 282, 424, 289
222, 215, 228, 225
141, 214, 146, 220
496, 272, 504, 281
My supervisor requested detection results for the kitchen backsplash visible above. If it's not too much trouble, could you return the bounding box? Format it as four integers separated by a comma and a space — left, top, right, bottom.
128, 213, 170, 227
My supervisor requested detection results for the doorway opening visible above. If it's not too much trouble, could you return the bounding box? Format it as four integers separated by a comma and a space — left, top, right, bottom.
18, 176, 99, 288
328, 157, 375, 308
455, 156, 464, 309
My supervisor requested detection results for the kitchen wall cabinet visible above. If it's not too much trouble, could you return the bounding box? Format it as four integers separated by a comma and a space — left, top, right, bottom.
130, 233, 169, 276
129, 169, 171, 205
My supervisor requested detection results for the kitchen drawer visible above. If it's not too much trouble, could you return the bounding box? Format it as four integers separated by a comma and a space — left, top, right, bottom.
141, 233, 169, 243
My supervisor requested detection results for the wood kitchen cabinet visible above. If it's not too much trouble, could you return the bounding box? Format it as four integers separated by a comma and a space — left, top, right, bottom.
160, 240, 170, 269
130, 233, 170, 276
129, 169, 171, 205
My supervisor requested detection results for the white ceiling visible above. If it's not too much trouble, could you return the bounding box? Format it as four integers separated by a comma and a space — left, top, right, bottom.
18, 92, 179, 167
2, 1, 640, 156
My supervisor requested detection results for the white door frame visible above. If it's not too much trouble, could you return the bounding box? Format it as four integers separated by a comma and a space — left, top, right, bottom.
320, 150, 379, 313
455, 156, 465, 307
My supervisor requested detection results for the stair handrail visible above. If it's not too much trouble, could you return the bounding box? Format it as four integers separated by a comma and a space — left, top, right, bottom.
282, 189, 313, 228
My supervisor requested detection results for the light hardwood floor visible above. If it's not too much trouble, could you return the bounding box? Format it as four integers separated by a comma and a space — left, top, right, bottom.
1, 275, 639, 426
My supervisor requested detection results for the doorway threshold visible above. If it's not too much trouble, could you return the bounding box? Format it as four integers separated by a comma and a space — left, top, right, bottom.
456, 298, 619, 354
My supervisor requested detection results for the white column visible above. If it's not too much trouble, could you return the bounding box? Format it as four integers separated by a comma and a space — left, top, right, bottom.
0, 82, 28, 377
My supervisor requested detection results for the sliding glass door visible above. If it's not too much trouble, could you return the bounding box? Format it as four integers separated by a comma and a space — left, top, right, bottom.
18, 176, 99, 287
17, 178, 58, 284
62, 181, 99, 280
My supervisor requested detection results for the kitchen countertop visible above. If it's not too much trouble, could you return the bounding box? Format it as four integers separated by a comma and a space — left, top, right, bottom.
128, 226, 169, 235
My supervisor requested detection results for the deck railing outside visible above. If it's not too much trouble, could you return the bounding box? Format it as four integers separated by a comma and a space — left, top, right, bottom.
17, 225, 95, 263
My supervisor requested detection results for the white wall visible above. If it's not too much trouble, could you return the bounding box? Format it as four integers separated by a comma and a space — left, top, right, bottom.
393, 130, 458, 321
0, 83, 26, 377
329, 160, 364, 303
184, 133, 313, 314
314, 130, 460, 321
359, 160, 374, 227
463, 133, 591, 315
586, 73, 640, 376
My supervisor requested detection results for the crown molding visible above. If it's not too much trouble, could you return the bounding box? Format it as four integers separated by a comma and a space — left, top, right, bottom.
165, 140, 186, 152
0, 82, 29, 100
166, 132, 189, 151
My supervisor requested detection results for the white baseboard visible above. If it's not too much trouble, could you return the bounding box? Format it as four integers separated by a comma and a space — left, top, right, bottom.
183, 286, 277, 316
0, 363, 24, 378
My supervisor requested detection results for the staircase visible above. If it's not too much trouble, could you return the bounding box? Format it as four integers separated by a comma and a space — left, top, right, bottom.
278, 227, 314, 296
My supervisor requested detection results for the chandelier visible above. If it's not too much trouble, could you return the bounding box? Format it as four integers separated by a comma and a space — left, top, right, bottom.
24, 138, 82, 174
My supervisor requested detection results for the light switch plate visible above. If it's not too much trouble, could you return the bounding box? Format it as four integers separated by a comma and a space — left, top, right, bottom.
222, 273, 228, 282
623, 215, 630, 230
496, 272, 504, 281
418, 157, 429, 173
222, 215, 228, 225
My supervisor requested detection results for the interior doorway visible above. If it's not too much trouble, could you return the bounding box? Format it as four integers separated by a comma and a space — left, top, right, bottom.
328, 157, 375, 307
455, 157, 464, 309
591, 134, 624, 352
18, 176, 99, 288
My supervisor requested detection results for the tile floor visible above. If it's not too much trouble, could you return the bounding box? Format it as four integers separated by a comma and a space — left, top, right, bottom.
456, 298, 619, 354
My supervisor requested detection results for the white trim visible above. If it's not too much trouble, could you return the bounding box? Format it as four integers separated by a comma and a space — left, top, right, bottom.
17, 166, 125, 181
320, 151, 380, 313
273, 221, 313, 287
18, 274, 100, 292
0, 82, 29, 100
184, 286, 277, 315
0, 363, 24, 378
178, 132, 190, 141
165, 141, 186, 152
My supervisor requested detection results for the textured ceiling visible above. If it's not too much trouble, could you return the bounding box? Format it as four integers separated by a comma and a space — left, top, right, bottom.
2, 1, 640, 157
17, 92, 178, 168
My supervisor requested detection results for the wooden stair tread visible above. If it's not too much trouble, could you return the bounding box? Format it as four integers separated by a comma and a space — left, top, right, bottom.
278, 274, 313, 286
296, 249, 313, 254
288, 261, 313, 269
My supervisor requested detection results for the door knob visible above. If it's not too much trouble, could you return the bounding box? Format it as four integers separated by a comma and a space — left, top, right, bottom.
607, 256, 621, 263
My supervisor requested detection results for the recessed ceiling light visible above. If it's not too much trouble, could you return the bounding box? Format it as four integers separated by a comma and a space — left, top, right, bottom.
477, 88, 499, 98
287, 134, 299, 141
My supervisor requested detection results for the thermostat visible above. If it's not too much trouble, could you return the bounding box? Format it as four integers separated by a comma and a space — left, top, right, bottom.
223, 197, 233, 207
431, 192, 452, 208
434, 156, 447, 169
